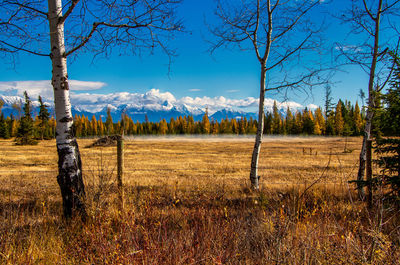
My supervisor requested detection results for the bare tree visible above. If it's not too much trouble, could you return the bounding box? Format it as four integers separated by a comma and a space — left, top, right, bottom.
0, 0, 182, 219
336, 0, 400, 198
209, 0, 329, 190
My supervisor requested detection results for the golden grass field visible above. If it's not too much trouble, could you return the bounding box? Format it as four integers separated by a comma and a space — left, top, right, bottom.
0, 136, 399, 264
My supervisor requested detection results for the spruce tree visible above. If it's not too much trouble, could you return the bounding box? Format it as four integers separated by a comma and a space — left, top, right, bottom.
302, 108, 315, 135
324, 85, 334, 118
0, 100, 5, 138
38, 96, 51, 139
353, 102, 363, 135
264, 112, 273, 134
0, 113, 10, 139
374, 52, 400, 200
16, 91, 37, 145
0, 99, 4, 114
285, 107, 294, 135
272, 101, 281, 134
334, 101, 344, 136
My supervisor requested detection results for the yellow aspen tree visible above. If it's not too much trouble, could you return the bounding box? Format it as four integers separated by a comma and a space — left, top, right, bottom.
353, 102, 363, 135
201, 112, 210, 134
314, 107, 325, 135
212, 121, 219, 134
169, 118, 176, 134
231, 118, 239, 134
90, 115, 97, 136
74, 114, 82, 137
160, 119, 168, 135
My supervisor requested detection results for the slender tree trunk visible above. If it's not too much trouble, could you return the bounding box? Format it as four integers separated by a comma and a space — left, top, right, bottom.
357, 107, 373, 197
117, 136, 124, 211
357, 0, 382, 198
250, 64, 266, 190
48, 0, 86, 219
366, 139, 373, 209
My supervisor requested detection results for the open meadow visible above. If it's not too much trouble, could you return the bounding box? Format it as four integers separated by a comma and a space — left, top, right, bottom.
0, 136, 399, 264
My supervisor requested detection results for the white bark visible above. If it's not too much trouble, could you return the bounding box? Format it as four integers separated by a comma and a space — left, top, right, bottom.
48, 0, 86, 219
357, 107, 373, 197
357, 0, 382, 197
250, 64, 267, 190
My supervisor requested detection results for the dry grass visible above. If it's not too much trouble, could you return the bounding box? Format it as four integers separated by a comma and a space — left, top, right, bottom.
0, 136, 399, 264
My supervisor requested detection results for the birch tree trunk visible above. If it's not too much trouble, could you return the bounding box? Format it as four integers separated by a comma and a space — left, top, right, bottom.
48, 0, 86, 219
250, 64, 267, 190
357, 0, 382, 198
357, 108, 373, 197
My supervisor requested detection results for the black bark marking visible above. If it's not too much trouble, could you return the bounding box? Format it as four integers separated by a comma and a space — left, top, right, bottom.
64, 80, 69, 90
57, 139, 86, 220
60, 77, 70, 90
60, 116, 73, 123
64, 128, 75, 139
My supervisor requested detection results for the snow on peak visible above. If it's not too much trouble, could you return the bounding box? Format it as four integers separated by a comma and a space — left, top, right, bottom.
0, 81, 315, 117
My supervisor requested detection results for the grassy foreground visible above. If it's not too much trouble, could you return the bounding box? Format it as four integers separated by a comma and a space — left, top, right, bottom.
0, 136, 399, 264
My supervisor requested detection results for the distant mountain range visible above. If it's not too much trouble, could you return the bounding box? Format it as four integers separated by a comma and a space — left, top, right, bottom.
0, 95, 257, 122
0, 89, 316, 122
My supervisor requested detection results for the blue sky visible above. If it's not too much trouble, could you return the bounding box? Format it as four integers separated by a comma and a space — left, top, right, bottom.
0, 0, 393, 111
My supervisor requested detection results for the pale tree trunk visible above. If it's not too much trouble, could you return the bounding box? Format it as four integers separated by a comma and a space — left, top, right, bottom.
357, 108, 373, 198
250, 64, 267, 190
357, 0, 382, 198
48, 0, 86, 219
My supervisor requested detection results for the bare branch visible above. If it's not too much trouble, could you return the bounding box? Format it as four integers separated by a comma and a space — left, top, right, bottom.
377, 37, 400, 91
0, 40, 49, 57
261, 0, 272, 62
59, 0, 80, 24
267, 69, 328, 91
64, 22, 99, 57
362, 0, 376, 20
272, 1, 318, 42
3, 0, 48, 17
251, 0, 261, 61
266, 33, 312, 71
381, 0, 400, 12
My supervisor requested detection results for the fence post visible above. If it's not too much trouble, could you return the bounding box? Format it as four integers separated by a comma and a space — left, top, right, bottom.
117, 135, 124, 211
366, 139, 372, 209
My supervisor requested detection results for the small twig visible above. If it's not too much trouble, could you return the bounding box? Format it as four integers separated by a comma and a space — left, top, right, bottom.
298, 149, 332, 201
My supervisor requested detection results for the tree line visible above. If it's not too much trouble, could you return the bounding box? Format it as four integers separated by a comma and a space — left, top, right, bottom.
0, 92, 55, 143
0, 93, 365, 140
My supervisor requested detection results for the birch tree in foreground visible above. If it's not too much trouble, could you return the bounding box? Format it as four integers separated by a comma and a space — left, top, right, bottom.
336, 0, 400, 198
0, 0, 182, 219
209, 0, 329, 190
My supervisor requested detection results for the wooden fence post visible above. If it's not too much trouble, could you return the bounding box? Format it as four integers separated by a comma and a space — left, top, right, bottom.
117, 136, 124, 211
366, 140, 372, 209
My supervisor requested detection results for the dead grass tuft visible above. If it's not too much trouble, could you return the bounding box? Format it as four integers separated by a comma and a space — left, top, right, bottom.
0, 137, 399, 264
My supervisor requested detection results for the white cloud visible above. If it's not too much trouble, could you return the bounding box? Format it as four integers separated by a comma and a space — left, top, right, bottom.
0, 80, 106, 101
1, 85, 313, 115
307, 104, 319, 110
335, 45, 363, 52
69, 80, 106, 91
67, 88, 308, 115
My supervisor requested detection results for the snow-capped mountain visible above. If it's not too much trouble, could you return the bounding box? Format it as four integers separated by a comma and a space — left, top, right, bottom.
0, 89, 314, 122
